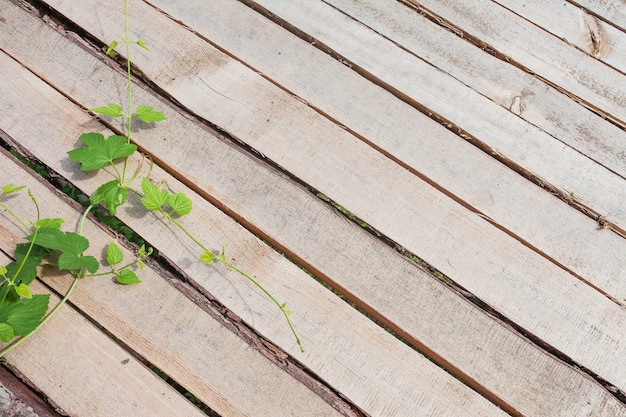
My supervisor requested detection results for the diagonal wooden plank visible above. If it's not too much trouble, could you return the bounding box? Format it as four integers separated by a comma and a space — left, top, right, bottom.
1, 3, 625, 416
0, 11, 510, 417
0, 252, 207, 417
22, 0, 626, 395
569, 0, 626, 32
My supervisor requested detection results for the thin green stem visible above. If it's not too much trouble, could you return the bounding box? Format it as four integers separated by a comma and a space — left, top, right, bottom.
78, 204, 95, 237
0, 201, 30, 232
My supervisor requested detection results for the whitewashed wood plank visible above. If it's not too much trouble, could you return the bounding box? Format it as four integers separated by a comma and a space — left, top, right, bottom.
0, 242, 206, 417
320, 0, 626, 181
570, 0, 626, 32
405, 0, 626, 125
7, 0, 624, 406
31, 0, 626, 394
0, 15, 508, 417
0, 149, 344, 417
146, 0, 626, 318
493, 0, 626, 72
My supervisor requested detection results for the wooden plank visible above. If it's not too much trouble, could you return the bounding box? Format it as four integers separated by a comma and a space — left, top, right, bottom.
570, 0, 626, 32
319, 0, 626, 181
28, 0, 626, 395
405, 0, 626, 125
242, 0, 626, 236
0, 13, 509, 417
146, 0, 626, 313
492, 0, 626, 72
1, 4, 625, 416
0, 251, 206, 417
0, 149, 344, 417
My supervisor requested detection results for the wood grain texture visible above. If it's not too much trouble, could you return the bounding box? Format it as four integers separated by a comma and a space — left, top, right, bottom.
571, 0, 626, 31
26, 0, 626, 395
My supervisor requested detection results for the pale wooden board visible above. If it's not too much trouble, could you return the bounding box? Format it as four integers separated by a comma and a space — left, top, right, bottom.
404, 0, 626, 125
0, 13, 510, 417
243, 0, 626, 235
1, 3, 625, 416
320, 0, 626, 182
145, 0, 626, 313
29, 0, 626, 394
493, 0, 626, 72
571, 0, 626, 31
0, 243, 206, 417
0, 151, 343, 417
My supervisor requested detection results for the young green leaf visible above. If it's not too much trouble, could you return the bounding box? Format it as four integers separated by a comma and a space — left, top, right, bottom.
67, 133, 137, 171
0, 323, 14, 342
0, 266, 6, 277
1, 184, 25, 195
140, 178, 169, 211
0, 294, 49, 336
35, 218, 64, 230
167, 192, 192, 216
199, 251, 213, 264
115, 269, 141, 285
136, 40, 149, 51
105, 40, 119, 57
15, 283, 32, 299
92, 103, 123, 118
135, 105, 166, 123
91, 180, 128, 215
106, 242, 124, 266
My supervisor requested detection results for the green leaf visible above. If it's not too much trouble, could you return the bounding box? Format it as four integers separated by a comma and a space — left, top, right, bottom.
90, 180, 128, 215
115, 269, 141, 285
167, 192, 192, 216
6, 243, 47, 285
135, 105, 166, 123
1, 184, 25, 195
140, 178, 169, 211
0, 266, 6, 276
15, 283, 31, 299
200, 251, 213, 264
136, 40, 149, 51
105, 40, 119, 57
92, 103, 123, 118
35, 218, 64, 230
0, 294, 49, 336
58, 253, 99, 274
106, 242, 124, 266
29, 229, 87, 254
67, 133, 137, 171
0, 323, 14, 342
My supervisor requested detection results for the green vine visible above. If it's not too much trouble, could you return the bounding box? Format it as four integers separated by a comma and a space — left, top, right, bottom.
0, 0, 302, 357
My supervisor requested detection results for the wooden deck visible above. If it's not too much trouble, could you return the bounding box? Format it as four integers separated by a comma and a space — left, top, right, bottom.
1, 0, 625, 415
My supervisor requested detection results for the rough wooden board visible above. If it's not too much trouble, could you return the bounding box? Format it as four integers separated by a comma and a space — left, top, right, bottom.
319, 0, 626, 181
492, 0, 626, 72
0, 25, 509, 417
147, 0, 626, 313
26, 0, 626, 393
571, 0, 626, 32
1, 5, 625, 417
405, 0, 626, 125
0, 150, 344, 417
0, 259, 206, 417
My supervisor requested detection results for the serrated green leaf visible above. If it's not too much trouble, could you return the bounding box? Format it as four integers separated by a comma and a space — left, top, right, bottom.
58, 253, 99, 274
105, 40, 118, 57
135, 105, 166, 123
115, 269, 141, 285
90, 180, 128, 215
92, 103, 123, 118
15, 283, 31, 299
140, 178, 169, 211
6, 243, 47, 285
0, 323, 14, 342
1, 184, 25, 195
67, 133, 137, 171
29, 229, 88, 254
167, 192, 192, 216
0, 294, 49, 336
106, 242, 124, 266
200, 251, 213, 264
35, 218, 64, 230
136, 40, 149, 51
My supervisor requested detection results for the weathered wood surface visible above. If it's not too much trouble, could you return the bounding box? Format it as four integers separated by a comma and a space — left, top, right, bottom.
0, 0, 625, 416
